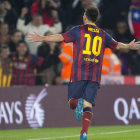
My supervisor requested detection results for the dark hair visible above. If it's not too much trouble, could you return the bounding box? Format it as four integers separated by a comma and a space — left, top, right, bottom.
17, 40, 28, 48
11, 29, 22, 36
0, 45, 9, 53
85, 6, 100, 23
16, 40, 30, 56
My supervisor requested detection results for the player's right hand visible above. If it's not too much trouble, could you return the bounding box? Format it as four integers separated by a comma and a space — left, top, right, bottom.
26, 32, 43, 42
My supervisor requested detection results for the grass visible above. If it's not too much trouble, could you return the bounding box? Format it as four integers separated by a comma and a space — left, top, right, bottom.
0, 125, 140, 140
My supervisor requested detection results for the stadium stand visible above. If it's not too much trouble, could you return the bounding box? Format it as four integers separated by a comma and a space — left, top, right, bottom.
0, 0, 139, 86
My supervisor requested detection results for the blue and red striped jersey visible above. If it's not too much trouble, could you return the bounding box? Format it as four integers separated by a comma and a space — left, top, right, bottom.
11, 53, 43, 85
62, 23, 118, 83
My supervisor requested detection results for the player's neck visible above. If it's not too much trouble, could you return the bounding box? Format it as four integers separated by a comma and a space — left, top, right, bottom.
85, 22, 96, 26
84, 20, 96, 26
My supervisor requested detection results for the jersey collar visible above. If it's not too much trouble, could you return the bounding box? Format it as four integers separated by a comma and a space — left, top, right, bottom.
86, 23, 96, 26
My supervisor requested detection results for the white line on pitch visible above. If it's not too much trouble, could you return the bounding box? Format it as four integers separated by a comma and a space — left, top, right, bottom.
26, 129, 140, 140
27, 135, 80, 140
100, 129, 140, 135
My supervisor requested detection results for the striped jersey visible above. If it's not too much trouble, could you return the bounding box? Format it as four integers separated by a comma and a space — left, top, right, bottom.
0, 68, 12, 87
62, 23, 118, 83
11, 53, 43, 85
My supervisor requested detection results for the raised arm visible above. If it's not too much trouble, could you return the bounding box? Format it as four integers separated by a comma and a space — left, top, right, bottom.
17, 7, 29, 35
116, 39, 140, 50
26, 32, 64, 42
105, 32, 140, 51
27, 26, 79, 43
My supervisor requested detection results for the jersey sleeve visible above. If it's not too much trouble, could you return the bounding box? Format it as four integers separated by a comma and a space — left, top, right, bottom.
105, 32, 118, 50
61, 26, 79, 43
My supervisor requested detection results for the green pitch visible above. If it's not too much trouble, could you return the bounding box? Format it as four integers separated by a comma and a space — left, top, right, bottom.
0, 125, 140, 140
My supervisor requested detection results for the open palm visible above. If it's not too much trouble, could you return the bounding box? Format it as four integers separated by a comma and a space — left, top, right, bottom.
129, 39, 140, 50
26, 32, 43, 42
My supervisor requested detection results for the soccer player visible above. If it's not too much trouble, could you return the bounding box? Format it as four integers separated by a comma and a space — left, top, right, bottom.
27, 6, 140, 140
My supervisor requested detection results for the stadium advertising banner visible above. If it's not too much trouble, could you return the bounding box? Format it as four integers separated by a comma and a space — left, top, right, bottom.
94, 86, 140, 126
0, 85, 140, 130
0, 87, 48, 129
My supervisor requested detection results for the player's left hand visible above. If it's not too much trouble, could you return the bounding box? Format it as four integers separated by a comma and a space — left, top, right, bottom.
129, 39, 140, 50
26, 32, 43, 42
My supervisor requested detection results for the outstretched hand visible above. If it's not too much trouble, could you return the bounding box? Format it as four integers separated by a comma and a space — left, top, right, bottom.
129, 39, 140, 50
26, 32, 43, 42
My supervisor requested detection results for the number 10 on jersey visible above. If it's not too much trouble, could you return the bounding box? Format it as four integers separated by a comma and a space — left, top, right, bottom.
83, 34, 102, 56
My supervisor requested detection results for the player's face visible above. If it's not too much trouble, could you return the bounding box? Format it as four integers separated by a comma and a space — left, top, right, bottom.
12, 32, 22, 43
0, 48, 10, 59
117, 22, 127, 35
17, 43, 28, 56
0, 24, 9, 35
32, 16, 43, 27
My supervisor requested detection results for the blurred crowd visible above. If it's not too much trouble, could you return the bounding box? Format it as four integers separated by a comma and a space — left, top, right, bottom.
0, 0, 140, 87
